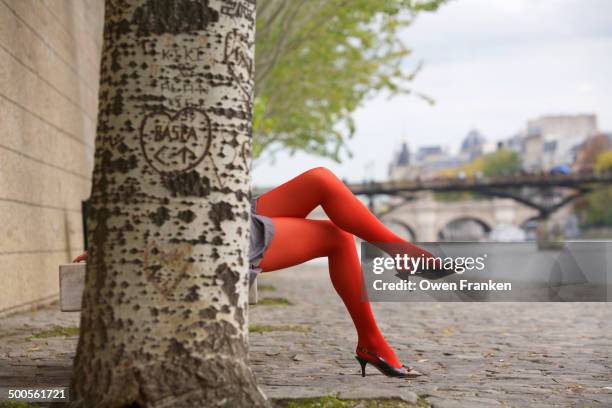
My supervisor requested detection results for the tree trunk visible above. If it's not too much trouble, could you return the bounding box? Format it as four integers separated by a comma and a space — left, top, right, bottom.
71, 1, 267, 406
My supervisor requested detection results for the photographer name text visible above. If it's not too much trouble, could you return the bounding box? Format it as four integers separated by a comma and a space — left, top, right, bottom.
372, 279, 511, 291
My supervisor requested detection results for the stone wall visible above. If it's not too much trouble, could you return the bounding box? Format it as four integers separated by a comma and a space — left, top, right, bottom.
0, 0, 103, 315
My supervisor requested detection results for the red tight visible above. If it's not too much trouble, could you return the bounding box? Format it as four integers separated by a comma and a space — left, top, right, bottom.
256, 167, 433, 369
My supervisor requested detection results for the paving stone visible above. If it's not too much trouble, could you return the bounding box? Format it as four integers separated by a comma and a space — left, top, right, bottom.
0, 264, 610, 407
337, 388, 419, 404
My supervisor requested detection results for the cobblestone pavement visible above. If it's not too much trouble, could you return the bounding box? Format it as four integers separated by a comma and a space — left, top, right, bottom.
1, 264, 611, 407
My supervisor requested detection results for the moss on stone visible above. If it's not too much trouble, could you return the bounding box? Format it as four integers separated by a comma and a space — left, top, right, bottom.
25, 325, 79, 341
0, 402, 40, 408
249, 324, 311, 334
256, 297, 292, 306
274, 396, 427, 408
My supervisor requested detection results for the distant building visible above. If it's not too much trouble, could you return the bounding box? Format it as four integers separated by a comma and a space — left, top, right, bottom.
525, 114, 598, 171
388, 141, 410, 178
523, 132, 544, 172
395, 142, 410, 166
389, 142, 460, 180
460, 129, 487, 161
389, 130, 490, 181
573, 133, 612, 172
389, 115, 602, 181
527, 114, 597, 141
497, 133, 525, 153
416, 145, 444, 162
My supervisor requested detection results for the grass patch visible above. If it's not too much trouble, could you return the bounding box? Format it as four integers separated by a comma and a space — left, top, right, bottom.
249, 324, 311, 334
0, 402, 40, 408
274, 396, 427, 408
278, 396, 347, 408
256, 297, 292, 306
25, 325, 79, 341
258, 284, 276, 291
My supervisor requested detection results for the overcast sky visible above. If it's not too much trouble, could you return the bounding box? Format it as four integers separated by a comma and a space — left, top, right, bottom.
252, 0, 612, 187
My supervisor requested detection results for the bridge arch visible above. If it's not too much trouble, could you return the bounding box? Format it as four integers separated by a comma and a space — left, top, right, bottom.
437, 216, 492, 241
384, 218, 417, 241
519, 215, 540, 240
519, 215, 540, 227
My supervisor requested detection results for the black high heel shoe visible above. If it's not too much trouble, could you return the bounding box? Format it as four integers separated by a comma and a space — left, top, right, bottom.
355, 348, 423, 378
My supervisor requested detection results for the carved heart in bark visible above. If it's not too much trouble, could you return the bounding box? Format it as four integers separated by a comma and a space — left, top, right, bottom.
143, 241, 192, 299
224, 29, 253, 98
140, 107, 211, 174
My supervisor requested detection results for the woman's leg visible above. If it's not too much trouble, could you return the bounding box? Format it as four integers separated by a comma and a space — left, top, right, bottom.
255, 167, 431, 260
259, 217, 404, 369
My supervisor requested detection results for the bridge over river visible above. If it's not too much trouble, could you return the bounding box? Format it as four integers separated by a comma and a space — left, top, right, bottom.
254, 171, 612, 243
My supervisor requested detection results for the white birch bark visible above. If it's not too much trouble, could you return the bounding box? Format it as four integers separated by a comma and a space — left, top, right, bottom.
71, 1, 267, 406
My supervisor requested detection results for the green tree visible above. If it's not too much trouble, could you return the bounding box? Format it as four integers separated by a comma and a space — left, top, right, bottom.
253, 0, 445, 160
435, 149, 522, 201
594, 150, 612, 173
576, 150, 612, 228
577, 189, 612, 228
481, 148, 522, 177
72, 1, 267, 406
